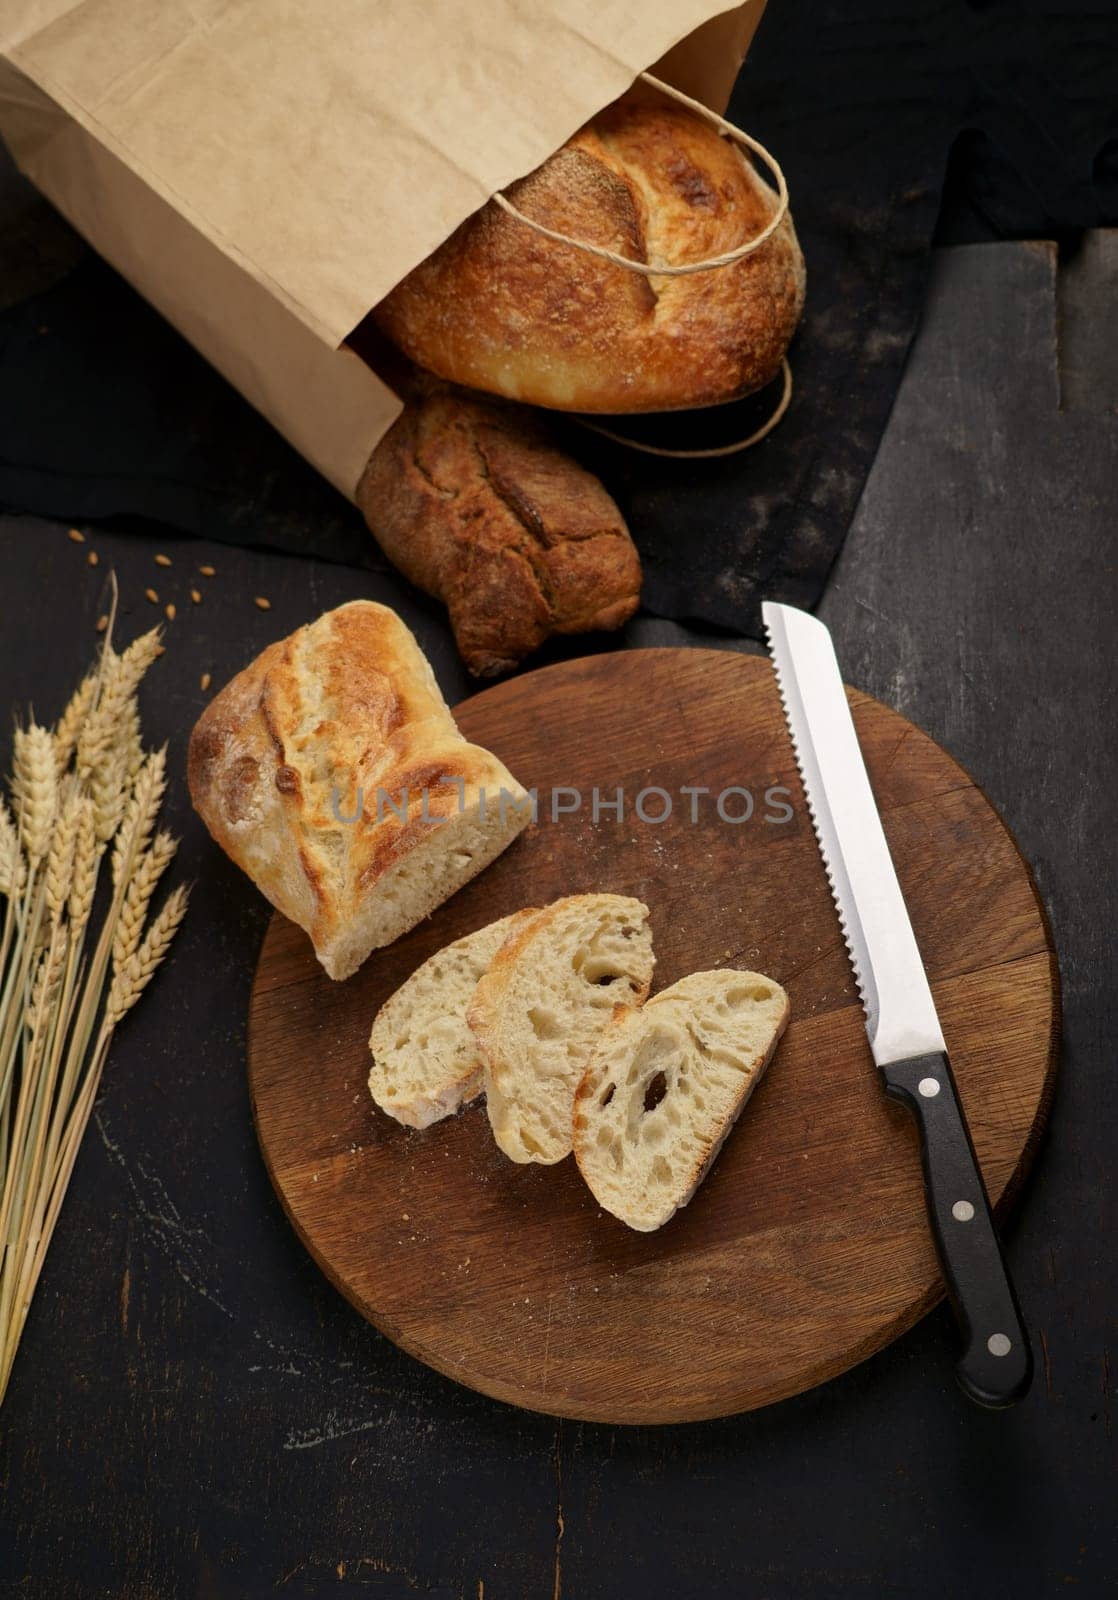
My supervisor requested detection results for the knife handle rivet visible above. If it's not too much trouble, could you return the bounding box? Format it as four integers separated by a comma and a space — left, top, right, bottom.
987, 1333, 1013, 1358
952, 1200, 975, 1222
918, 1077, 941, 1098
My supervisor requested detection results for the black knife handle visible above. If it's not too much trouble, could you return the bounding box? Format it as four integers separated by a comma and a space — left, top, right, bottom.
881, 1051, 1032, 1408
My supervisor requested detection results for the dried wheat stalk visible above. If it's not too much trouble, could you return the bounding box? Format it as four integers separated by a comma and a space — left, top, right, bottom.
0, 598, 189, 1403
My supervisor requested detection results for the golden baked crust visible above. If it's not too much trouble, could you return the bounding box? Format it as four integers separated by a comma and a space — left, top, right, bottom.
373, 86, 805, 414
187, 602, 529, 979
356, 385, 641, 677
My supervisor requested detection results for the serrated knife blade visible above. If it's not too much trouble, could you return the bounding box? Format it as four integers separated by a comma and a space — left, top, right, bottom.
763, 600, 1032, 1408
762, 600, 944, 1066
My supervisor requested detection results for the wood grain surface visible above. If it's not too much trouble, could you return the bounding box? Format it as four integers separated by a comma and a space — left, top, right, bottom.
247, 648, 1058, 1425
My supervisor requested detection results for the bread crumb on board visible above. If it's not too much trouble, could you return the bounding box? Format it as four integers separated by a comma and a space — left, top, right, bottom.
190, 588, 202, 604
86, 550, 98, 567
96, 614, 109, 633
164, 602, 176, 621
199, 564, 215, 577
200, 672, 212, 692
254, 596, 271, 611
67, 528, 84, 543
144, 588, 158, 604
155, 552, 172, 567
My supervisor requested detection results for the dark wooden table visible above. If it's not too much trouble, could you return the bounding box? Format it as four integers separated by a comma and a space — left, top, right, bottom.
0, 235, 1115, 1598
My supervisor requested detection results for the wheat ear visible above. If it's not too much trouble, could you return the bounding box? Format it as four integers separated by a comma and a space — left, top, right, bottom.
44, 794, 80, 928
66, 800, 98, 935
0, 800, 23, 901
111, 748, 167, 889
11, 725, 57, 865
105, 884, 190, 1028
112, 832, 177, 973
120, 697, 145, 786
78, 629, 162, 843
53, 674, 96, 777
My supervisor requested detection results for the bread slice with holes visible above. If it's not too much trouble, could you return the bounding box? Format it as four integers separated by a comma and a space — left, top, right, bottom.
572, 970, 789, 1231
368, 909, 538, 1129
468, 894, 654, 1164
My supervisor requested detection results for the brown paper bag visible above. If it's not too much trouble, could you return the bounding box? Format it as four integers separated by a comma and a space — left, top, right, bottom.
0, 1, 766, 500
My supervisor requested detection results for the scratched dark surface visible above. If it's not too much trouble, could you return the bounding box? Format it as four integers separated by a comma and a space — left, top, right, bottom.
0, 238, 1116, 1595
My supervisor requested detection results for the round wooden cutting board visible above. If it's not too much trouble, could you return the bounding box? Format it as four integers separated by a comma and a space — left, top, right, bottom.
247, 649, 1058, 1424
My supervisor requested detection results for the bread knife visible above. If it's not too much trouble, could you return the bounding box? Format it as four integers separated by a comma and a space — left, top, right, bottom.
763, 601, 1032, 1407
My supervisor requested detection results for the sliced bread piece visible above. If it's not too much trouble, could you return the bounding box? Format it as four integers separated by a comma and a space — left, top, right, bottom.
368, 909, 537, 1129
572, 970, 789, 1231
468, 894, 654, 1165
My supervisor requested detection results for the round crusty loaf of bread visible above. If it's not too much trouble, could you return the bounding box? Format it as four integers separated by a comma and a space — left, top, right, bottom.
373, 85, 805, 414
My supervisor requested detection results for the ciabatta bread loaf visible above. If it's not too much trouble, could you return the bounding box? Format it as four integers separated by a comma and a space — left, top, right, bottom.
374, 85, 805, 415
357, 384, 640, 678
188, 601, 530, 980
468, 894, 653, 1164
573, 970, 789, 1231
368, 909, 536, 1129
